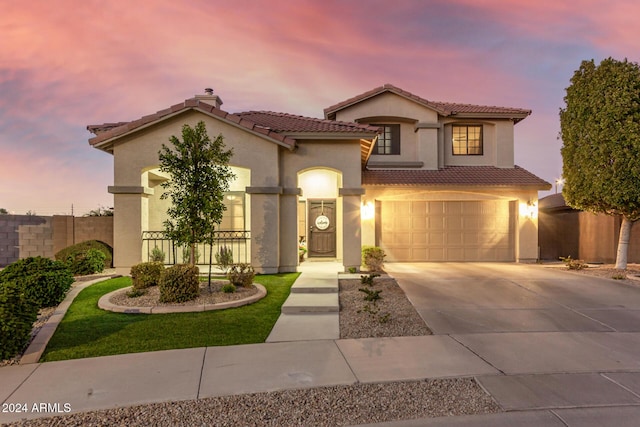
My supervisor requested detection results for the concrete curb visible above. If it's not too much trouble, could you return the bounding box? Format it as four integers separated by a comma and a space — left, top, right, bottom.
97, 283, 267, 314
20, 276, 116, 365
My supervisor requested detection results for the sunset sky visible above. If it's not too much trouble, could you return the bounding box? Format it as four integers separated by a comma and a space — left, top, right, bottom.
2, 0, 639, 215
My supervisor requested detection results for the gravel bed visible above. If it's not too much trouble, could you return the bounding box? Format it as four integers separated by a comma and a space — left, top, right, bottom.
340, 276, 432, 339
5, 378, 500, 426
559, 262, 640, 286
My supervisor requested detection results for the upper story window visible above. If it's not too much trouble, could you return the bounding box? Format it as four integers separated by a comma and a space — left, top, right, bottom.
452, 125, 483, 155
373, 124, 400, 155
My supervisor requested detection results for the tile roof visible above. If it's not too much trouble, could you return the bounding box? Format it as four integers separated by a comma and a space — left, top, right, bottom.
88, 99, 298, 151
324, 84, 531, 122
363, 166, 551, 189
88, 100, 379, 153
235, 111, 380, 135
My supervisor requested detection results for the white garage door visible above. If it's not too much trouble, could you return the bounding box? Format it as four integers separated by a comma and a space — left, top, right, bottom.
379, 200, 515, 262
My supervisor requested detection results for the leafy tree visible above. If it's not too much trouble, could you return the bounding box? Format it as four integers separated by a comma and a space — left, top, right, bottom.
0, 208, 8, 215
84, 206, 114, 217
159, 121, 235, 267
560, 57, 640, 269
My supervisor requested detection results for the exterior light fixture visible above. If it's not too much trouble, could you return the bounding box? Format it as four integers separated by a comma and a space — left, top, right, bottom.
361, 201, 374, 220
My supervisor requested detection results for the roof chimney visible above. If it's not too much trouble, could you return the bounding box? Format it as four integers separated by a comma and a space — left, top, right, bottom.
195, 88, 223, 109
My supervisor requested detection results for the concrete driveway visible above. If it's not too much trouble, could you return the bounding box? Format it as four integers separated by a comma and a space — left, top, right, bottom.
385, 262, 640, 335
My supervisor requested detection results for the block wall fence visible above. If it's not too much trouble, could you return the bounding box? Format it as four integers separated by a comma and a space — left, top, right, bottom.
0, 215, 113, 267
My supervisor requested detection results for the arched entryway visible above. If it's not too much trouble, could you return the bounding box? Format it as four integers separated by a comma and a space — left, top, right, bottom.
297, 169, 343, 260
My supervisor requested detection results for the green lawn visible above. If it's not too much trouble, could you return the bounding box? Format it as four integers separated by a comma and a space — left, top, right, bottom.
41, 273, 299, 362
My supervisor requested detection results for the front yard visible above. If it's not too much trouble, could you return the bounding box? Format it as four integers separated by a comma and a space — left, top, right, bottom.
40, 273, 298, 362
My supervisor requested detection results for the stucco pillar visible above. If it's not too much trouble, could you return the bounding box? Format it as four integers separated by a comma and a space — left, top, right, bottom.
109, 186, 151, 275
517, 194, 540, 262
339, 188, 365, 272
416, 124, 440, 170
279, 188, 301, 273
247, 187, 281, 274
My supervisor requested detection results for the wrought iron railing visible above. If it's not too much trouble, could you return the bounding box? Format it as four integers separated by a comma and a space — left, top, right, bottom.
141, 230, 250, 266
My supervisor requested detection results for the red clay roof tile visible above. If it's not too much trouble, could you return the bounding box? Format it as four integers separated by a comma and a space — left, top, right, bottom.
325, 84, 531, 122
363, 166, 550, 188
235, 111, 380, 134
88, 100, 378, 152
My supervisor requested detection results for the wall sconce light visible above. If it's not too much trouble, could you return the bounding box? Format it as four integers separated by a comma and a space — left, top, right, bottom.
361, 201, 374, 220
527, 200, 537, 219
519, 200, 538, 219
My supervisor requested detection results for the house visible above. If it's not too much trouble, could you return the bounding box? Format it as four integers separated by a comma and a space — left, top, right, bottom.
88, 85, 550, 275
539, 193, 640, 263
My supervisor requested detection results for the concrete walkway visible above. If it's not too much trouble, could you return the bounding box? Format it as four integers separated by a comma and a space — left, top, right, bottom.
266, 261, 343, 342
3, 263, 640, 425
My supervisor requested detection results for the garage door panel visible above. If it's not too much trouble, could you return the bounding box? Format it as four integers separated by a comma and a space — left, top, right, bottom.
427, 216, 445, 230
380, 200, 515, 262
429, 232, 444, 245
412, 217, 428, 230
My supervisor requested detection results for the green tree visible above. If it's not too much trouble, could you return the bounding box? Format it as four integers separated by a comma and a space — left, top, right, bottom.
84, 206, 114, 217
159, 121, 235, 266
560, 57, 640, 269
0, 208, 8, 215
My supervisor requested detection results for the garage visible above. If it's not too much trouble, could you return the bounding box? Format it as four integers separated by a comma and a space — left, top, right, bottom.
378, 200, 516, 262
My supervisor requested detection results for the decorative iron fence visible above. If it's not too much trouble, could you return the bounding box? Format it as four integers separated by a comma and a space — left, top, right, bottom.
141, 230, 250, 267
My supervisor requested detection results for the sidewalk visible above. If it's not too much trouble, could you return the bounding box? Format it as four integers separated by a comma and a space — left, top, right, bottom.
3, 265, 640, 425
4, 334, 640, 425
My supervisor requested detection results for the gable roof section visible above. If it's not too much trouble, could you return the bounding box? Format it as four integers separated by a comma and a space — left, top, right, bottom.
88, 99, 299, 153
363, 166, 551, 189
324, 84, 531, 123
88, 99, 379, 155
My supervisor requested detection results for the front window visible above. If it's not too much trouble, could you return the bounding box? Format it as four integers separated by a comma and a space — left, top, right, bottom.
219, 191, 245, 230
374, 124, 400, 155
452, 125, 483, 155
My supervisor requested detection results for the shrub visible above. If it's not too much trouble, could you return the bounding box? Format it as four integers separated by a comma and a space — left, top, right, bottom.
63, 248, 106, 276
130, 262, 164, 290
215, 246, 234, 272
0, 281, 39, 360
158, 264, 200, 303
227, 263, 255, 287
55, 240, 113, 273
359, 287, 382, 302
0, 257, 74, 308
150, 247, 166, 263
362, 246, 386, 272
221, 283, 236, 293
559, 256, 587, 270
360, 273, 380, 286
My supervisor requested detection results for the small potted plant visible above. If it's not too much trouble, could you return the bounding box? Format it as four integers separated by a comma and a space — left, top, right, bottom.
299, 242, 307, 263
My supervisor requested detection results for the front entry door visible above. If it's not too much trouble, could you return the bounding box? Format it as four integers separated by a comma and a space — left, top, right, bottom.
308, 199, 336, 257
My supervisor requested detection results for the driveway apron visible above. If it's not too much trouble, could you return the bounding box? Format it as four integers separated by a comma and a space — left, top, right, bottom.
384, 262, 640, 334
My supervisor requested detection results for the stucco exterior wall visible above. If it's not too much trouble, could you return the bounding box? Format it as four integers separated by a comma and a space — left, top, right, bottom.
107, 109, 367, 274
330, 92, 518, 171
334, 92, 439, 124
